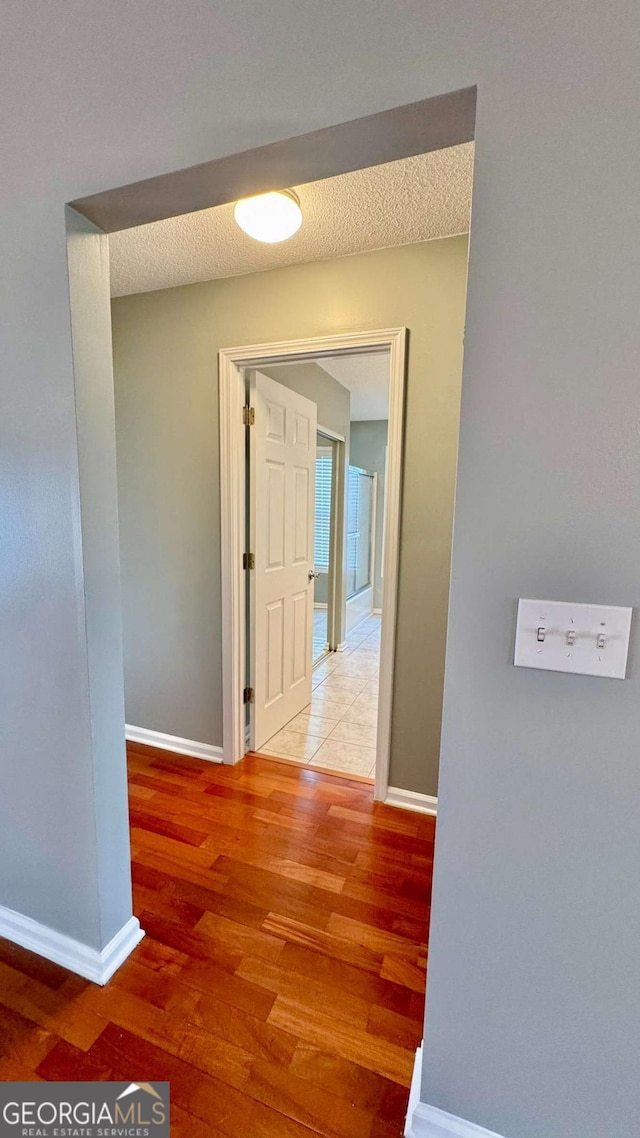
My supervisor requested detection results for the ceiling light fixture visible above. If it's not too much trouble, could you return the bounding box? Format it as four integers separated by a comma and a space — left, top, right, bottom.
233, 190, 302, 243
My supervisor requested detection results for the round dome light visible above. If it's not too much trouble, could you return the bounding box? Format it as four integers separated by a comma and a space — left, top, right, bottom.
233, 190, 302, 244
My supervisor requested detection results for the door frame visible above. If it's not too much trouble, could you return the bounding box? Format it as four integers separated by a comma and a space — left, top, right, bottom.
219, 327, 407, 802
315, 424, 346, 661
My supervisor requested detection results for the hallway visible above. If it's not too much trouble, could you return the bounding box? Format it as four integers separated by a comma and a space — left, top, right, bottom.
263, 614, 382, 779
0, 745, 433, 1138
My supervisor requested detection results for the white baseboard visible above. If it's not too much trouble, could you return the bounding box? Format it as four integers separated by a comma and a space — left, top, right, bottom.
405, 1047, 506, 1137
0, 906, 144, 986
405, 1043, 424, 1134
386, 786, 438, 816
373, 607, 383, 615
407, 1102, 506, 1138
126, 724, 224, 763
314, 602, 328, 610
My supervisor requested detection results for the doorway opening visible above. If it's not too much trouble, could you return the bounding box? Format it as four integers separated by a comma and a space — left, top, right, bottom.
313, 428, 341, 666
251, 355, 390, 781
220, 330, 404, 795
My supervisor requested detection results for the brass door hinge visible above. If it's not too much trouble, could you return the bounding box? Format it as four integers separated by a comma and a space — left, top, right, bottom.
243, 552, 255, 570
243, 687, 254, 704
243, 406, 255, 426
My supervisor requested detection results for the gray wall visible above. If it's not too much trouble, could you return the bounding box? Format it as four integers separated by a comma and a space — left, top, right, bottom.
4, 5, 640, 1137
113, 286, 223, 743
350, 420, 388, 610
112, 237, 468, 794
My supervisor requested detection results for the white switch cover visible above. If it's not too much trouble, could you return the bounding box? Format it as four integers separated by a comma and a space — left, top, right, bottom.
514, 599, 632, 679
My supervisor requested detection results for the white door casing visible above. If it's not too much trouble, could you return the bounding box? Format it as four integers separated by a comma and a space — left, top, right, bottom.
219, 328, 406, 805
249, 371, 317, 750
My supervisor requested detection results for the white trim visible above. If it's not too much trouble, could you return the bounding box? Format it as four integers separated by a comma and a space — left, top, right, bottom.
406, 1102, 506, 1138
373, 607, 383, 615
0, 907, 144, 986
126, 725, 224, 763
219, 341, 247, 765
405, 1046, 507, 1138
405, 1043, 424, 1135
373, 329, 406, 802
386, 786, 438, 816
220, 328, 407, 798
317, 423, 346, 443
326, 433, 344, 651
314, 601, 328, 610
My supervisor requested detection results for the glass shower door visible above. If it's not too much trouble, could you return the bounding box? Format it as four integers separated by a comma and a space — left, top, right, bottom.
346, 465, 375, 599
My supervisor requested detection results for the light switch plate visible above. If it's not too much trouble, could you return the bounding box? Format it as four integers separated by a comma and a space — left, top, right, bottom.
514, 599, 632, 679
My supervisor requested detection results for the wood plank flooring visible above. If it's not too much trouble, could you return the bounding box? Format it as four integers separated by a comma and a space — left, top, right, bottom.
0, 744, 435, 1138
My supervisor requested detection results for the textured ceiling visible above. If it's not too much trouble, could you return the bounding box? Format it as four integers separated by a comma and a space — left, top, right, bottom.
319, 354, 390, 421
109, 143, 473, 297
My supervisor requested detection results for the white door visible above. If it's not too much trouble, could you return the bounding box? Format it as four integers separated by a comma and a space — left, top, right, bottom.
249, 370, 317, 750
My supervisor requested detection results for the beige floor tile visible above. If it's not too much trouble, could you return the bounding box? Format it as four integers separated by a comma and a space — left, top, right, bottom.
318, 668, 368, 687
259, 752, 308, 769
347, 649, 380, 663
314, 677, 368, 700
260, 617, 382, 780
286, 711, 338, 738
353, 690, 379, 709
328, 720, 378, 748
352, 690, 379, 707
310, 739, 376, 776
262, 729, 323, 760
309, 694, 354, 717
332, 661, 379, 679
312, 658, 341, 679
341, 703, 378, 728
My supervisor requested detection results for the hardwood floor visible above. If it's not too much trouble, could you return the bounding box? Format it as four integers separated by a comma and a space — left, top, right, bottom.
0, 744, 434, 1137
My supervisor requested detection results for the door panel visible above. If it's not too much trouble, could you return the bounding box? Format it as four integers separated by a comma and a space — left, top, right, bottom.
250, 371, 317, 750
291, 590, 309, 685
265, 599, 285, 705
266, 461, 285, 569
293, 466, 310, 563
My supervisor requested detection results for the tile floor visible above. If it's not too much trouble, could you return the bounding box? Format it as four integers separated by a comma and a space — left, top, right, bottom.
262, 612, 381, 779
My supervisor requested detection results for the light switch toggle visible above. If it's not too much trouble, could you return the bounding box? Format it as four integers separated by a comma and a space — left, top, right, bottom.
597, 633, 607, 649
537, 627, 546, 643
566, 630, 576, 646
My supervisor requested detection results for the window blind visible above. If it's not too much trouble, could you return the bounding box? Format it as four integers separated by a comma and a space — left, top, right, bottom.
314, 452, 333, 569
